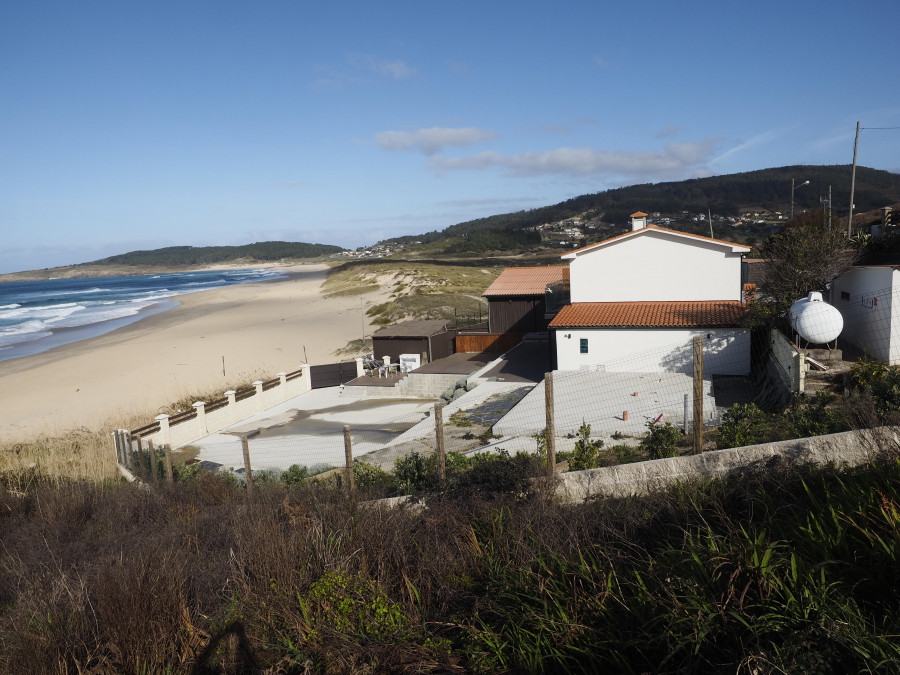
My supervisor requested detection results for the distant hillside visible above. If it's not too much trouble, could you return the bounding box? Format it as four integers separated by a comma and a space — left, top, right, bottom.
384, 165, 900, 249
90, 241, 344, 267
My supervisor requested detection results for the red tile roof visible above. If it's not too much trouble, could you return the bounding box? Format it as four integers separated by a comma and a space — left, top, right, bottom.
563, 225, 750, 257
549, 301, 746, 328
630, 211, 648, 217
483, 266, 568, 297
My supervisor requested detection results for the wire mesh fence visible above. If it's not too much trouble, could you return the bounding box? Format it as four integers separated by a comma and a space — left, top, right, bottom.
114, 283, 900, 498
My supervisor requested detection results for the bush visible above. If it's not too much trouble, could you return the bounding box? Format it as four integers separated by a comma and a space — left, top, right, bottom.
568, 420, 603, 471
353, 461, 397, 495
641, 421, 682, 459
717, 403, 769, 449
778, 392, 844, 439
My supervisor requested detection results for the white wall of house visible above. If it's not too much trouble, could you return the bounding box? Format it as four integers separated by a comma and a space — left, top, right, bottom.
555, 327, 751, 375
566, 230, 745, 303
830, 266, 900, 364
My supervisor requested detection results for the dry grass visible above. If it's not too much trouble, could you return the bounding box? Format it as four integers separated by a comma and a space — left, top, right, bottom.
0, 370, 276, 486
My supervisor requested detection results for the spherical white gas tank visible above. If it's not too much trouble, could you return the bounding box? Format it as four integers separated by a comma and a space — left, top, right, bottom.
788, 291, 843, 344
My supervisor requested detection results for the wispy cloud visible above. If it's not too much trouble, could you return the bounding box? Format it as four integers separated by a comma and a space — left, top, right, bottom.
348, 54, 415, 79
375, 127, 497, 156
655, 125, 679, 139
437, 196, 545, 208
713, 127, 785, 164
428, 140, 722, 180
594, 56, 611, 69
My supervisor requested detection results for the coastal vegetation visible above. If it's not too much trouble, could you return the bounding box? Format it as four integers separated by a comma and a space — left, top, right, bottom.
1, 442, 898, 672
324, 261, 502, 326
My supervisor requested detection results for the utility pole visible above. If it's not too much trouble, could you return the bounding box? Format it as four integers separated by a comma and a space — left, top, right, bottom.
848, 121, 860, 238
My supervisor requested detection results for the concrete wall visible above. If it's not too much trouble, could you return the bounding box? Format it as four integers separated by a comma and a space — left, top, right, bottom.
566, 230, 744, 303
831, 266, 900, 364
555, 328, 750, 375
554, 426, 893, 502
769, 329, 806, 395
134, 364, 312, 448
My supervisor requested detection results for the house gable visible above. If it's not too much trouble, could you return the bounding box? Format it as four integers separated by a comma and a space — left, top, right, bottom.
562, 226, 749, 303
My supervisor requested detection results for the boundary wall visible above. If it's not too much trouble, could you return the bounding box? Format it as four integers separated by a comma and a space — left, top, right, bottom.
554, 426, 892, 502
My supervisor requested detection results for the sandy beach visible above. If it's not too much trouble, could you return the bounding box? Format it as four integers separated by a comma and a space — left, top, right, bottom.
0, 263, 387, 441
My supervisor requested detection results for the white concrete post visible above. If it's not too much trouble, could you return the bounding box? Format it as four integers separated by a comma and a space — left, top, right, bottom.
193, 401, 208, 434
155, 414, 171, 447
355, 357, 364, 378
253, 380, 265, 411
225, 390, 237, 422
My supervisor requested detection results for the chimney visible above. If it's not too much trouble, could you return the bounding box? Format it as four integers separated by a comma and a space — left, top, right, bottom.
630, 211, 648, 231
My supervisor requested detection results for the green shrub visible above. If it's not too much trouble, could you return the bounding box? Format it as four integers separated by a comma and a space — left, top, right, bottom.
641, 421, 682, 459
717, 402, 769, 449
778, 392, 844, 438
281, 464, 309, 485
353, 461, 397, 494
847, 360, 900, 412
393, 452, 438, 493
569, 421, 603, 471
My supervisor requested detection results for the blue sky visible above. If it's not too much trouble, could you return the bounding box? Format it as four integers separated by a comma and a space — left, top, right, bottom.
2, 0, 899, 274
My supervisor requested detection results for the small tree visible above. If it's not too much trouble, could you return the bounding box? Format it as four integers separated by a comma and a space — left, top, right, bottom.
641, 421, 682, 459
760, 209, 859, 314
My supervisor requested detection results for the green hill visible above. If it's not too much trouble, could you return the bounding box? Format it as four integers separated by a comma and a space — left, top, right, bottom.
89, 241, 344, 267
384, 165, 900, 251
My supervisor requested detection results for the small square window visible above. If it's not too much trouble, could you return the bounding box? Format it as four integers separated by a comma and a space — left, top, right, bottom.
580, 338, 589, 354
840, 291, 850, 301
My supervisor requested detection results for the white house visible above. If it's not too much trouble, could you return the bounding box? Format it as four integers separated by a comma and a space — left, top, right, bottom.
550, 212, 752, 374
830, 265, 900, 364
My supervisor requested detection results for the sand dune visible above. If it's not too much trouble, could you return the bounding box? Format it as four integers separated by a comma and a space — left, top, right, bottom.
0, 264, 387, 441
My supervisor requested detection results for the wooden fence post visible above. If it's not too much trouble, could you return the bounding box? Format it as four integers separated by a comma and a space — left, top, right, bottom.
164, 444, 174, 484
136, 436, 147, 481
544, 372, 557, 473
241, 431, 258, 496
343, 425, 355, 498
147, 439, 159, 486
692, 336, 704, 454
434, 402, 446, 486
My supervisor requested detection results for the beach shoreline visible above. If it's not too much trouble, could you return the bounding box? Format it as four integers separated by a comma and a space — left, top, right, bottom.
0, 263, 387, 442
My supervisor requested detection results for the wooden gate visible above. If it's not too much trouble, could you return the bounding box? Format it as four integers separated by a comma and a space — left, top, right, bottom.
310, 361, 358, 389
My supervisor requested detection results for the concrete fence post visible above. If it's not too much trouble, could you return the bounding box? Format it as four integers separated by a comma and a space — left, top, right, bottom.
224, 390, 237, 423
193, 401, 207, 435
155, 414, 171, 447
253, 381, 264, 411
113, 430, 123, 466
355, 357, 364, 378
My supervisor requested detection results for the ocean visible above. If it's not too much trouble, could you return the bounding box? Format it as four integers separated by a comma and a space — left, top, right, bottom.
0, 268, 284, 363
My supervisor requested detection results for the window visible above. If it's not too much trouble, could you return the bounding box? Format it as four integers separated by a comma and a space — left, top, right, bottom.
580, 338, 589, 354
840, 291, 850, 301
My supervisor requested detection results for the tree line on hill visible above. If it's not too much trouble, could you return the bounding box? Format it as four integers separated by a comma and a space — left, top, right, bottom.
383, 165, 900, 254
88, 241, 343, 267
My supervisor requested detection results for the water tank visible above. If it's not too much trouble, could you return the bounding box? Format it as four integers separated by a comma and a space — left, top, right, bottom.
788, 291, 844, 344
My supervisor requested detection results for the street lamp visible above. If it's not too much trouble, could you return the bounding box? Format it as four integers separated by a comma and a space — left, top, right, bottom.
791, 178, 810, 222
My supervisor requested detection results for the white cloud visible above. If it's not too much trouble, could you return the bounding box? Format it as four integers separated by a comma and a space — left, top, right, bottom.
428, 140, 722, 180
375, 127, 497, 156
